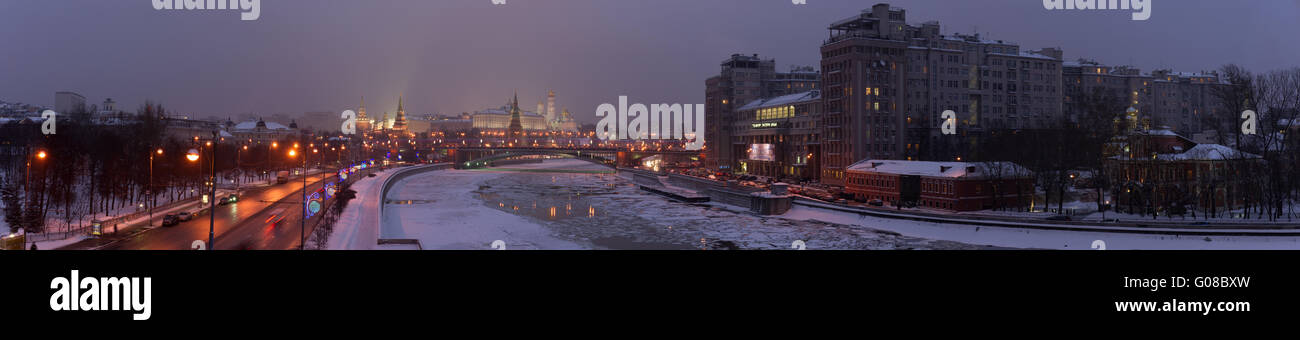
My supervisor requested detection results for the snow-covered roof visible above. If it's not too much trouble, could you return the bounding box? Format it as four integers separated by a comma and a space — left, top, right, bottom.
988, 52, 1058, 61
232, 120, 291, 130
847, 159, 1032, 179
1146, 129, 1180, 137
737, 91, 821, 112
1156, 144, 1260, 161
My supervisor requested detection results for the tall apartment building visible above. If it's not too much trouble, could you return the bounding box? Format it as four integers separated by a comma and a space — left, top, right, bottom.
1063, 60, 1227, 135
705, 54, 819, 171
818, 3, 1065, 186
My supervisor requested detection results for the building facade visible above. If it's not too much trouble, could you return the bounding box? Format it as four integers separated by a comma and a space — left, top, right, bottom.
819, 4, 1066, 186
705, 54, 819, 172
55, 91, 86, 114
1104, 128, 1260, 214
846, 159, 1034, 211
732, 90, 823, 181
1063, 60, 1228, 136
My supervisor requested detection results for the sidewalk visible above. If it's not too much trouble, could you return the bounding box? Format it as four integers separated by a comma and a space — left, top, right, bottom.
52, 191, 228, 250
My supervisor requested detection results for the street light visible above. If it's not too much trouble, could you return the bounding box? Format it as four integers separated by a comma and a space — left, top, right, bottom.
149, 148, 163, 226
204, 131, 217, 250
288, 144, 309, 250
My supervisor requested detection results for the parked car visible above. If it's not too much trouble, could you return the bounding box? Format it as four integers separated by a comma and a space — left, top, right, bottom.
1045, 215, 1072, 221
868, 199, 884, 207
161, 214, 180, 227
177, 212, 194, 221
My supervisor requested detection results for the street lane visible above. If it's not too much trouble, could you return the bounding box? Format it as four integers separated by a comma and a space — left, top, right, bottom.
95, 172, 335, 250
213, 170, 348, 250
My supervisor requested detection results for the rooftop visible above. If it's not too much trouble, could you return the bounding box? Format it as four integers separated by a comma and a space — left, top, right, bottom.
847, 159, 1032, 179
736, 91, 821, 112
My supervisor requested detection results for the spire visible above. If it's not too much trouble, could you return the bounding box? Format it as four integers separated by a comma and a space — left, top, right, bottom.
392, 94, 408, 132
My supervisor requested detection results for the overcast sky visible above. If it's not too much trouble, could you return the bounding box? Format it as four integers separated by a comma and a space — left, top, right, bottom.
2, 0, 1297, 124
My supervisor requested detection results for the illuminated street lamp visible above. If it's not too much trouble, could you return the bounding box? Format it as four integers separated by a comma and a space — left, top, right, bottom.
149, 148, 163, 226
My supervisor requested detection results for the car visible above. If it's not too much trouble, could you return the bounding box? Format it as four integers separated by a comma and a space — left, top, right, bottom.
161, 214, 180, 227
868, 199, 884, 207
177, 212, 194, 221
219, 194, 238, 205
1045, 215, 1072, 221
265, 209, 288, 228
367, 173, 377, 177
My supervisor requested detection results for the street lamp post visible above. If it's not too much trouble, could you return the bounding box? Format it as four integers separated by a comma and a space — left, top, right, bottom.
149, 148, 162, 226
24, 149, 46, 240
208, 131, 217, 250
303, 145, 318, 250
302, 146, 307, 250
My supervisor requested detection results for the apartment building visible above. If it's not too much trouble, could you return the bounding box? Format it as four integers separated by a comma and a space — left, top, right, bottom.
819, 3, 1065, 185
705, 54, 819, 171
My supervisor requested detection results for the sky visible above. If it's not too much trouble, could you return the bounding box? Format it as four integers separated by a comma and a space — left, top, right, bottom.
1, 0, 1297, 125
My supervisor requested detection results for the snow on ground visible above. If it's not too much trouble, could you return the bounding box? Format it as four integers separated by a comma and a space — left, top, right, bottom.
33, 235, 89, 250
327, 168, 398, 250
380, 162, 588, 250
780, 205, 1300, 250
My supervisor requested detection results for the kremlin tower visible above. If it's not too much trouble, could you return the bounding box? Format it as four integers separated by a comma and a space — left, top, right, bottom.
392, 95, 408, 133
508, 91, 525, 144
356, 96, 371, 133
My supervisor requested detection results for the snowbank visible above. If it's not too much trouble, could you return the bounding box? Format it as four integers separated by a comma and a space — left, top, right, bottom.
327, 168, 399, 250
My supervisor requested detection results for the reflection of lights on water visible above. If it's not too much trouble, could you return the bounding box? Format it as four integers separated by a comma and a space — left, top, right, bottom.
588, 206, 595, 218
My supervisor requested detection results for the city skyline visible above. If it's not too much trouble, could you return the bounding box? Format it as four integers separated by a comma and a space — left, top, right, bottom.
2, 0, 1297, 124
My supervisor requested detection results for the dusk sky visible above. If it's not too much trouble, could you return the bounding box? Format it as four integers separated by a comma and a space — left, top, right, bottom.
2, 0, 1297, 124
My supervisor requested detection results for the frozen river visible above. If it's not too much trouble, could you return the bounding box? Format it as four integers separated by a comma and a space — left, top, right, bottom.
381, 159, 986, 250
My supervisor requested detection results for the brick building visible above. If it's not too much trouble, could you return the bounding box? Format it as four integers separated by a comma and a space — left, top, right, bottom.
845, 159, 1034, 211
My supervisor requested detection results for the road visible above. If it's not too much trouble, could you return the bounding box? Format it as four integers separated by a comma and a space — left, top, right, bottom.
66, 170, 360, 250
